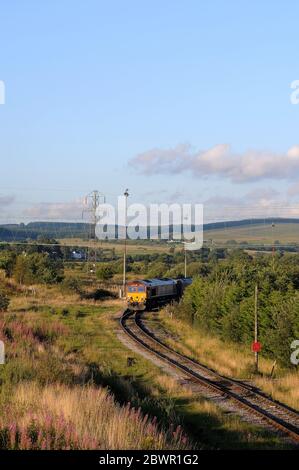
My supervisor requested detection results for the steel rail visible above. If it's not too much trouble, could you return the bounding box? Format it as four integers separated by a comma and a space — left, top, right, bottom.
135, 311, 299, 422
120, 309, 299, 444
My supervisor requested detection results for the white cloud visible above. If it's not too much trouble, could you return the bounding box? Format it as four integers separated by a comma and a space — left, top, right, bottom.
203, 189, 299, 222
14, 191, 299, 225
0, 195, 15, 207
130, 144, 299, 183
244, 187, 280, 201
131, 143, 192, 175
0, 195, 15, 221
23, 199, 85, 221
287, 182, 299, 197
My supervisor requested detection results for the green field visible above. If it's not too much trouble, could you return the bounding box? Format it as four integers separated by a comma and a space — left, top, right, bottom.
58, 238, 169, 254
58, 222, 299, 252
204, 222, 299, 246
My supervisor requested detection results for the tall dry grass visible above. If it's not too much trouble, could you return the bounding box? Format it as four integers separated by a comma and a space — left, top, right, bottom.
0, 383, 189, 450
159, 313, 299, 411
255, 373, 299, 411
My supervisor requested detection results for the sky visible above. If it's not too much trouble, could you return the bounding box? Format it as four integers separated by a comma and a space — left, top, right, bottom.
1, 0, 299, 223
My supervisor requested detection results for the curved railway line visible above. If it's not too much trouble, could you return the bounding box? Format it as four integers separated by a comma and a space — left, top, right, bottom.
120, 309, 299, 445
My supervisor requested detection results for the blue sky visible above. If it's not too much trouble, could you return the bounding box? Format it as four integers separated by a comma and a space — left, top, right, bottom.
1, 0, 299, 222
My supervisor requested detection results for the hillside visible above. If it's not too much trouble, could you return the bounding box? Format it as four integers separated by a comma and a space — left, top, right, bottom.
204, 221, 299, 246
0, 218, 299, 247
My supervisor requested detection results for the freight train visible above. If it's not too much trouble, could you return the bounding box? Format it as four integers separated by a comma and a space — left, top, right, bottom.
126, 277, 192, 311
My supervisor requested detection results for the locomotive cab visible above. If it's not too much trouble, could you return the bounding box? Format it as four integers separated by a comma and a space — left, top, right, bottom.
126, 281, 147, 310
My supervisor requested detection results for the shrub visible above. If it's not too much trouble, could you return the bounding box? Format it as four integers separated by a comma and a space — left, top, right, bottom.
0, 250, 17, 277
96, 264, 114, 281
13, 253, 64, 285
0, 290, 9, 312
61, 277, 81, 294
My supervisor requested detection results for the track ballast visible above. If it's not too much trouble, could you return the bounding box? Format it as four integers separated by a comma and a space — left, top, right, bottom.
120, 309, 299, 445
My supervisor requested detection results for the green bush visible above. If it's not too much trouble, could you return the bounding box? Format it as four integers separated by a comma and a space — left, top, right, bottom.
0, 290, 9, 312
0, 250, 17, 277
96, 264, 114, 281
13, 253, 64, 285
61, 276, 81, 294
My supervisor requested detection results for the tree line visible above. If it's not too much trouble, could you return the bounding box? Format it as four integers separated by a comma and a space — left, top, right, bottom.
172, 250, 299, 367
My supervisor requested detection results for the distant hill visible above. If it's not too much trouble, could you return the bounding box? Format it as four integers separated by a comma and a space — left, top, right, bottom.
0, 222, 92, 242
0, 218, 299, 244
203, 217, 299, 231
203, 219, 299, 247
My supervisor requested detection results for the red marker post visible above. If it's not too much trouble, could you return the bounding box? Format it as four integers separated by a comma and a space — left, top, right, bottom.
251, 341, 262, 353
253, 284, 260, 372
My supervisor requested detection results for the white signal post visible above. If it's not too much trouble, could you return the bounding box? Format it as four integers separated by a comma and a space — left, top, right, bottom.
254, 284, 259, 373
184, 243, 187, 278
123, 189, 129, 297
179, 241, 188, 278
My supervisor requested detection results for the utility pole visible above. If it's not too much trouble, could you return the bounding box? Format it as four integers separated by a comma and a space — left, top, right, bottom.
83, 190, 106, 276
123, 189, 129, 297
271, 222, 275, 271
254, 284, 259, 373
184, 244, 187, 278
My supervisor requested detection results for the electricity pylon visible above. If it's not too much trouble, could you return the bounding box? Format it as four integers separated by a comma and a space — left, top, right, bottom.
123, 189, 129, 296
82, 190, 106, 277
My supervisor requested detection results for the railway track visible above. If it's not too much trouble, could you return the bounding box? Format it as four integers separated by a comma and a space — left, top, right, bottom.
120, 309, 299, 445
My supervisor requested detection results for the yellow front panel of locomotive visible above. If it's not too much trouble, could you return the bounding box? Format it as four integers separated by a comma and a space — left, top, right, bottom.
127, 292, 146, 303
